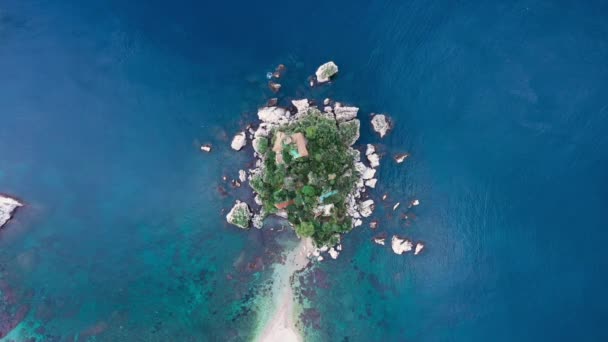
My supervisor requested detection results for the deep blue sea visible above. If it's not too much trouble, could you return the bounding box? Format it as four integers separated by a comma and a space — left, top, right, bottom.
1, 0, 608, 341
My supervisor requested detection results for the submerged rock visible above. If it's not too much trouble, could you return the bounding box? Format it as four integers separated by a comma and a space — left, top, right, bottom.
315, 61, 339, 83
371, 114, 391, 138
268, 81, 281, 93
226, 201, 252, 229
391, 236, 413, 255
0, 195, 22, 229
334, 106, 359, 122
231, 132, 247, 151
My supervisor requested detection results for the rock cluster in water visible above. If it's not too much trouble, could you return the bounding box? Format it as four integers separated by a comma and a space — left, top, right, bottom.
0, 195, 22, 229
220, 61, 425, 261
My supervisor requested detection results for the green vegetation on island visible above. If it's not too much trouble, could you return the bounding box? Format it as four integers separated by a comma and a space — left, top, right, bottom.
250, 109, 360, 245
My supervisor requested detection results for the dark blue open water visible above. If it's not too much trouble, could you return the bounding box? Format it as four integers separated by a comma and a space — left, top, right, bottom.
1, 0, 607, 341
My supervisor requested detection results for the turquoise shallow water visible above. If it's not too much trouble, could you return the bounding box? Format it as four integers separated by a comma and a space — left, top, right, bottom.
1, 0, 608, 341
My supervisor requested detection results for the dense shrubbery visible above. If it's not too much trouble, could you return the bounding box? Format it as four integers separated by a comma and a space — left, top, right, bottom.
252, 109, 360, 245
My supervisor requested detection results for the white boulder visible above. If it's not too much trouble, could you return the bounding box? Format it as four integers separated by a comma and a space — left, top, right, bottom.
315, 61, 339, 83
415, 243, 425, 255
395, 153, 409, 163
231, 132, 247, 151
328, 247, 339, 259
200, 144, 212, 152
238, 170, 247, 183
257, 106, 290, 124
0, 195, 22, 229
292, 99, 309, 113
358, 199, 375, 218
365, 144, 375, 156
391, 236, 413, 255
373, 237, 385, 245
365, 179, 377, 188
371, 114, 391, 138
367, 153, 380, 168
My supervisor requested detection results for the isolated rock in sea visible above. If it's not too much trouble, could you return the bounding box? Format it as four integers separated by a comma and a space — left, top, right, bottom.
238, 170, 247, 183
393, 202, 400, 211
369, 220, 379, 229
328, 247, 339, 259
323, 98, 331, 106
231, 132, 247, 151
226, 201, 252, 229
371, 114, 390, 138
292, 99, 309, 113
200, 144, 212, 152
414, 242, 425, 255
391, 236, 413, 255
395, 153, 409, 163
365, 178, 377, 188
367, 153, 380, 168
411, 199, 420, 207
315, 61, 339, 83
373, 236, 385, 245
258, 106, 290, 124
359, 199, 375, 218
317, 255, 324, 262
0, 195, 22, 229
334, 106, 359, 122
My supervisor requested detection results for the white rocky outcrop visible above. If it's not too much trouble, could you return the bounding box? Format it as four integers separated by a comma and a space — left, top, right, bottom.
365, 179, 377, 188
358, 199, 375, 218
231, 132, 247, 151
395, 153, 409, 163
371, 114, 390, 138
0, 195, 22, 229
373, 237, 385, 245
334, 106, 359, 122
414, 243, 425, 255
258, 106, 290, 124
367, 153, 380, 168
391, 236, 413, 255
200, 144, 212, 152
328, 247, 339, 259
238, 170, 247, 183
352, 218, 363, 227
365, 144, 375, 156
226, 201, 252, 229
254, 123, 273, 138
292, 99, 309, 113
315, 61, 339, 83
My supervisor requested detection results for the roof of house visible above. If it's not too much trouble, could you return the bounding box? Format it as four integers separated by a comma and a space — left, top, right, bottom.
275, 199, 295, 209
272, 131, 309, 165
